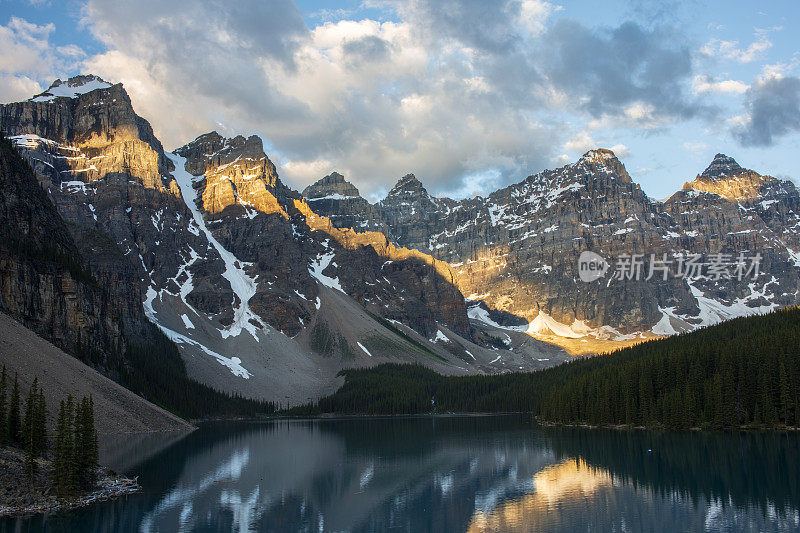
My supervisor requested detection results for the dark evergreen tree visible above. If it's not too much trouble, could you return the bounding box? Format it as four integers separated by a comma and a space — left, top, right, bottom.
23, 378, 39, 480
22, 378, 47, 458
7, 373, 20, 445
0, 365, 6, 446
33, 386, 47, 456
74, 396, 98, 489
51, 399, 70, 495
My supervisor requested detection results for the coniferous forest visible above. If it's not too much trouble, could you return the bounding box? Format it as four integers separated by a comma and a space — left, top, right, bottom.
291, 307, 800, 429
0, 368, 96, 492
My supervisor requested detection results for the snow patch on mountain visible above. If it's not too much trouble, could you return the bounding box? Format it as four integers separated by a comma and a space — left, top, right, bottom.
31, 78, 112, 102
181, 314, 195, 329
652, 307, 681, 335
307, 194, 360, 201
432, 330, 448, 343
357, 342, 372, 357
528, 312, 590, 339
308, 244, 344, 292
686, 279, 779, 327
787, 248, 800, 267
168, 153, 264, 340
143, 287, 251, 378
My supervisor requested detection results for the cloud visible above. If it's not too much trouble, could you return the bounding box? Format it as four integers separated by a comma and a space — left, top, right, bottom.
83, 0, 311, 151
0, 16, 85, 101
683, 141, 709, 154
0, 73, 42, 103
609, 144, 630, 158
732, 75, 800, 147
0, 17, 54, 74
75, 0, 711, 198
377, 0, 556, 52
541, 20, 709, 123
701, 28, 775, 64
692, 74, 748, 95
563, 132, 596, 154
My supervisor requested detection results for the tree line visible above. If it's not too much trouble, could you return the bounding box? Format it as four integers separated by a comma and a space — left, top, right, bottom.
290, 307, 800, 430
0, 366, 100, 494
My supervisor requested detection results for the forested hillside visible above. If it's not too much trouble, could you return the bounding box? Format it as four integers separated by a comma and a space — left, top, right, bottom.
292, 307, 800, 429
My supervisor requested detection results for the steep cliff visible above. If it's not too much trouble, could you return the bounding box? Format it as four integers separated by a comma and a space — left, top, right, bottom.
0, 131, 125, 370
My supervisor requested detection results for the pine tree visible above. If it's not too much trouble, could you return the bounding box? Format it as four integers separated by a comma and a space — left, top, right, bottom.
23, 378, 39, 480
64, 395, 76, 494
52, 399, 69, 495
33, 386, 46, 456
779, 362, 792, 426
7, 373, 20, 445
74, 396, 99, 489
22, 379, 47, 458
23, 378, 36, 447
0, 366, 7, 446
52, 396, 78, 495
86, 396, 98, 481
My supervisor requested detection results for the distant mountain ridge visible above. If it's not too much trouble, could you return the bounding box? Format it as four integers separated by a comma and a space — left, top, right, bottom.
1, 74, 798, 404
304, 148, 800, 344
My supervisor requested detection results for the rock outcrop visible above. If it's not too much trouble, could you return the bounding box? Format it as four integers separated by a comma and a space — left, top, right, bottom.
302, 172, 387, 232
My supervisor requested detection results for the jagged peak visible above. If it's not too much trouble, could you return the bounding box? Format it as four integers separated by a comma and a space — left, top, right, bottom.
386, 173, 429, 198
303, 171, 362, 200
30, 74, 113, 102
698, 153, 745, 181
680, 154, 778, 201
177, 131, 265, 161
323, 171, 346, 183
175, 131, 225, 158
577, 148, 632, 182
194, 131, 224, 143
580, 148, 618, 164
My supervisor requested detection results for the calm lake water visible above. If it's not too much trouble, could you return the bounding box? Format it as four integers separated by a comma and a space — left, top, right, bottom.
2, 415, 799, 532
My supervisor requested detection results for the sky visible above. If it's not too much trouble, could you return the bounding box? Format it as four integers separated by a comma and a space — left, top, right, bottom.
1, 0, 799, 201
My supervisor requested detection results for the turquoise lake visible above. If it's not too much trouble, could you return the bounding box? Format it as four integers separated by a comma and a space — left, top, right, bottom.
2, 415, 799, 532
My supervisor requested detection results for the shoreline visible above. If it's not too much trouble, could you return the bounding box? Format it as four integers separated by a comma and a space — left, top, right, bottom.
0, 469, 141, 518
269, 411, 528, 420
0, 446, 142, 519
534, 418, 800, 432
270, 411, 800, 432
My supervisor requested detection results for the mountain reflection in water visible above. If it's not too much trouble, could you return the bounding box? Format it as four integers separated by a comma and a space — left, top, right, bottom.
2, 416, 798, 532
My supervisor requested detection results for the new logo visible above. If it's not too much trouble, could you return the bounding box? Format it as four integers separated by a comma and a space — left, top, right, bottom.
578, 251, 609, 282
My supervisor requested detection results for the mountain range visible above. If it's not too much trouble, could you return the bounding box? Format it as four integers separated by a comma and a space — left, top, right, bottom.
1, 75, 798, 404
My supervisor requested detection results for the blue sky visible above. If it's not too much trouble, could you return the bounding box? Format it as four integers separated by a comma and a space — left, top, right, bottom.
1, 0, 798, 201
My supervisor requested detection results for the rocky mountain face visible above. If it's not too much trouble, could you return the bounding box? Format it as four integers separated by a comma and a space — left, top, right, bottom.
0, 76, 225, 342
3, 73, 797, 403
2, 76, 547, 405
305, 149, 800, 347
0, 131, 127, 371
302, 172, 387, 232
173, 131, 470, 340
